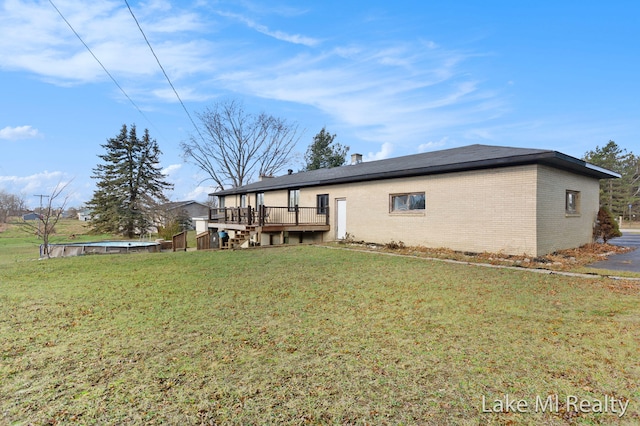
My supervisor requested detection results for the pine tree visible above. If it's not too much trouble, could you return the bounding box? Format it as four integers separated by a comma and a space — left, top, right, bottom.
595, 206, 622, 243
583, 140, 640, 218
87, 124, 173, 238
304, 128, 349, 171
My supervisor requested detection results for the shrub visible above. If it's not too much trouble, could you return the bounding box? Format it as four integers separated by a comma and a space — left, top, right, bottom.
595, 206, 622, 243
157, 220, 182, 241
385, 240, 406, 250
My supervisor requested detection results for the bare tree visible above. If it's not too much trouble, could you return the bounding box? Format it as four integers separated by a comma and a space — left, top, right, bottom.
181, 99, 301, 190
20, 181, 73, 258
0, 190, 26, 223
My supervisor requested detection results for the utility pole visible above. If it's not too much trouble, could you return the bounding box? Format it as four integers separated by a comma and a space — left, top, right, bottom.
33, 194, 50, 238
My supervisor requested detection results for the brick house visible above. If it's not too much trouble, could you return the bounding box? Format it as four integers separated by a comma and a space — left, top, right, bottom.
206, 144, 618, 256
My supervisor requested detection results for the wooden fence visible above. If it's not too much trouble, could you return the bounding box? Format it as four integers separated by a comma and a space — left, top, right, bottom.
172, 230, 187, 252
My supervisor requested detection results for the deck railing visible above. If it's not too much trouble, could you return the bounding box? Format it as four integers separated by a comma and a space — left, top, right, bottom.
209, 205, 329, 226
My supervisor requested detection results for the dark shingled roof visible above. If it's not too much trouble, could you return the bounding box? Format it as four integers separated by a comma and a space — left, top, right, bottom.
212, 144, 619, 196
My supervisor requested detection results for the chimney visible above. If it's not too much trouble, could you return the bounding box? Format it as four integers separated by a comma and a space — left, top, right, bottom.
259, 174, 274, 181
288, 169, 293, 175
351, 153, 363, 165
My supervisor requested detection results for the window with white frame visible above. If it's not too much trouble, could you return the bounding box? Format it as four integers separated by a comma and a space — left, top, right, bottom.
240, 194, 247, 208
256, 192, 264, 207
390, 192, 425, 212
566, 190, 580, 214
288, 189, 300, 211
218, 196, 225, 208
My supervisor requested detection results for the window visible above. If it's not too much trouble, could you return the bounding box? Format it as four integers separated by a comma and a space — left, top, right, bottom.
288, 189, 300, 211
256, 192, 264, 207
317, 194, 329, 214
218, 196, 225, 209
566, 190, 580, 214
240, 194, 247, 208
390, 192, 425, 212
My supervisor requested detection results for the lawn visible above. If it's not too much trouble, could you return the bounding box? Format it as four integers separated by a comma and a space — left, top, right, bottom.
0, 234, 639, 424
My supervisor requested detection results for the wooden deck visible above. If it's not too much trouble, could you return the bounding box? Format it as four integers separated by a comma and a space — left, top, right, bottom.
208, 206, 330, 230
205, 206, 331, 249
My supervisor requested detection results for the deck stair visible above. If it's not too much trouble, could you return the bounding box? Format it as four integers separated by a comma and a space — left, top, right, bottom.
222, 227, 258, 249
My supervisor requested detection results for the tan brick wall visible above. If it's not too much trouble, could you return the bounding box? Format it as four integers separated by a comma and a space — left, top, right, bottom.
298, 165, 538, 254
536, 165, 599, 255
224, 163, 602, 256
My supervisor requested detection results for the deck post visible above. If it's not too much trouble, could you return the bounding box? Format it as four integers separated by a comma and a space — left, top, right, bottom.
295, 205, 299, 225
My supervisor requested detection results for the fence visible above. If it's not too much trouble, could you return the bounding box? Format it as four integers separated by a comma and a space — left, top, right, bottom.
172, 230, 187, 251
209, 206, 329, 226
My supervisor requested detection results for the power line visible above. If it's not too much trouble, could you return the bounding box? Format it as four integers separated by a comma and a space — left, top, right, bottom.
48, 0, 154, 127
123, 0, 206, 142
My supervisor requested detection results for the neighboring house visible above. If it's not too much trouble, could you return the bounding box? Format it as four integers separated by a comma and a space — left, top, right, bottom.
77, 210, 91, 222
22, 212, 42, 221
207, 144, 619, 256
158, 200, 210, 229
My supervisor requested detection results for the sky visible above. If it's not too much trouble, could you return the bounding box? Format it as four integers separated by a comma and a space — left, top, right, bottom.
1, 0, 638, 209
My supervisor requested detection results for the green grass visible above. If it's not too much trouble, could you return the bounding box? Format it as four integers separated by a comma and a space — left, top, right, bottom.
0, 238, 639, 424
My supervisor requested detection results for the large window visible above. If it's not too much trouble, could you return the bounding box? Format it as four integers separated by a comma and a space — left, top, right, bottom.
240, 194, 247, 208
218, 196, 225, 209
566, 190, 580, 214
390, 192, 425, 212
288, 189, 300, 211
256, 192, 264, 207
317, 194, 329, 214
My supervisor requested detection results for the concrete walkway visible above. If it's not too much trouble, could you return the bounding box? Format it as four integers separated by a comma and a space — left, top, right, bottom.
587, 231, 640, 272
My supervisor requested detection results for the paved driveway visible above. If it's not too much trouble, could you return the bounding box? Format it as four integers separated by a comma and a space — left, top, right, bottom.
587, 232, 640, 272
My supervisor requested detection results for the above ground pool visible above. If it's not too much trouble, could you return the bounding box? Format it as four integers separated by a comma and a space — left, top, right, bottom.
44, 240, 161, 258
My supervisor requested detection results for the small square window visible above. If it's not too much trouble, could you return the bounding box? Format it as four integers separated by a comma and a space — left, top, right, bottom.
566, 190, 580, 214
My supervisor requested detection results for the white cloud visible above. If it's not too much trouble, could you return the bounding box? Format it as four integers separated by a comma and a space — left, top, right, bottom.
417, 137, 448, 153
0, 170, 79, 206
364, 142, 394, 162
184, 185, 212, 201
0, 125, 41, 140
0, 0, 212, 85
162, 164, 182, 176
216, 11, 321, 47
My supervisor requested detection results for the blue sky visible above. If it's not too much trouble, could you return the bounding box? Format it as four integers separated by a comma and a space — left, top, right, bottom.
1, 0, 638, 208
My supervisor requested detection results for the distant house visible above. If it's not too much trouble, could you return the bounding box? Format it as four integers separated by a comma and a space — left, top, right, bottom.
22, 212, 42, 221
206, 144, 619, 256
158, 200, 210, 229
77, 210, 91, 222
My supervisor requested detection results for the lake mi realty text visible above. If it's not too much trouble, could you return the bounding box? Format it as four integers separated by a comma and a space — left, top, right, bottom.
481, 394, 629, 417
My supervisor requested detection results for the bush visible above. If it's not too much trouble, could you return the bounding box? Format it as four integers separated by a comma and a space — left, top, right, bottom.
157, 220, 182, 241
384, 240, 406, 250
595, 206, 622, 243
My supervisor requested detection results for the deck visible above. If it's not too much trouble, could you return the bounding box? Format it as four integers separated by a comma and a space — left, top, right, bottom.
208, 206, 330, 232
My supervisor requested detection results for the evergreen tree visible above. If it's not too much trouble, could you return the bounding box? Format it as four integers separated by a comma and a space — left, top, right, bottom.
595, 206, 622, 243
87, 124, 173, 238
583, 140, 640, 218
304, 127, 349, 171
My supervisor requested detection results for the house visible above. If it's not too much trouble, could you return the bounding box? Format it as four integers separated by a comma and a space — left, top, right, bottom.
206, 144, 619, 256
158, 200, 210, 229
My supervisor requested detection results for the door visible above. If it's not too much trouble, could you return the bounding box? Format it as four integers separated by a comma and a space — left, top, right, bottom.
336, 198, 347, 240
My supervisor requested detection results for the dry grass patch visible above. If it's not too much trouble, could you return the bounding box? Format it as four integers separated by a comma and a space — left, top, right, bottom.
337, 240, 633, 273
